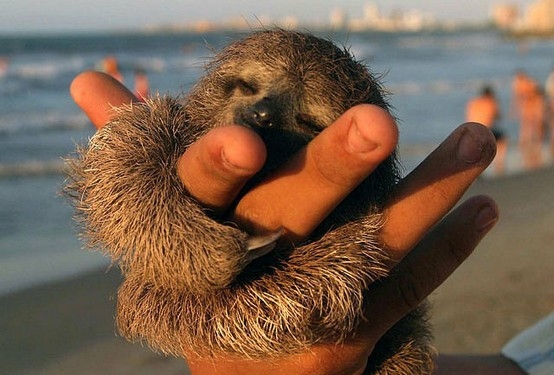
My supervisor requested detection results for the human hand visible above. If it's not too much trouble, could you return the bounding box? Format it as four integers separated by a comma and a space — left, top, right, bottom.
183, 123, 497, 375
71, 71, 499, 375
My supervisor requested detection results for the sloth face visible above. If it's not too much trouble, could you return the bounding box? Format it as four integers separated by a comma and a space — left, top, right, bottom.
186, 29, 389, 173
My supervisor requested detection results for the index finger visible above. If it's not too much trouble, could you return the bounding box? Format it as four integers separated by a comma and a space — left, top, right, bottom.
70, 71, 139, 129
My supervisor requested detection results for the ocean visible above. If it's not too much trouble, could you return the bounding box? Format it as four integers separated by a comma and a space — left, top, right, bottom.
1, 28, 553, 296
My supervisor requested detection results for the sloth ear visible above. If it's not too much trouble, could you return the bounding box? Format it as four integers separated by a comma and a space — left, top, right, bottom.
244, 227, 284, 263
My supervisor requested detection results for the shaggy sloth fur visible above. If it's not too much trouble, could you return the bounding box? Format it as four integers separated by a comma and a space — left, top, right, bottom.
66, 29, 434, 374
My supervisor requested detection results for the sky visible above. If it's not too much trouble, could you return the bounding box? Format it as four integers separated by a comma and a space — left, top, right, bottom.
0, 0, 536, 35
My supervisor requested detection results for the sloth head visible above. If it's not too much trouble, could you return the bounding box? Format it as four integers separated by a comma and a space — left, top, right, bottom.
186, 29, 391, 173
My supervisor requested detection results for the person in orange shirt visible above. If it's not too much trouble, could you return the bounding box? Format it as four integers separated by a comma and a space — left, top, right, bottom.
466, 85, 508, 175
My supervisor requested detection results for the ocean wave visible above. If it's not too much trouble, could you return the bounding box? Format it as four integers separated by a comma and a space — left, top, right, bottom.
0, 111, 90, 136
387, 76, 509, 96
2, 55, 86, 84
0, 159, 66, 178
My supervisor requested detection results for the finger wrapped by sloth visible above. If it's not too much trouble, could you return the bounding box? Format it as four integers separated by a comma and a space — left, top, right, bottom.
65, 28, 434, 374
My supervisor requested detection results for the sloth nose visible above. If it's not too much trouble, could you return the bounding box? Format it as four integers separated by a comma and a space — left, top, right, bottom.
242, 98, 275, 128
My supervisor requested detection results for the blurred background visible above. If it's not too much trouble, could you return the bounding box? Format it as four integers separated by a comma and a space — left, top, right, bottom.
1, 1, 553, 374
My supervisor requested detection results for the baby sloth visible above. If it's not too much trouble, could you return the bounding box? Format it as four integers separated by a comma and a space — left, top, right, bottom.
66, 29, 434, 374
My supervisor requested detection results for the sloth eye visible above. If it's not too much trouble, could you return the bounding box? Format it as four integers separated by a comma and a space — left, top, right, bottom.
234, 79, 257, 96
296, 114, 323, 135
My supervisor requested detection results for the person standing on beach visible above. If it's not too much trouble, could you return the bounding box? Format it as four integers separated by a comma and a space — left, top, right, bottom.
466, 85, 508, 175
0, 57, 9, 79
133, 68, 150, 101
100, 55, 124, 83
511, 70, 545, 170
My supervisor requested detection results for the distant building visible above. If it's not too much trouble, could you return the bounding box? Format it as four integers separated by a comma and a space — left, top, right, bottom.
347, 2, 436, 32
523, 0, 554, 33
363, 3, 382, 25
495, 0, 554, 34
492, 4, 520, 29
278, 16, 300, 29
329, 8, 347, 29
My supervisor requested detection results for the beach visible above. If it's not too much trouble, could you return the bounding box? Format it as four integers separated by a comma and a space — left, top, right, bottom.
2, 28, 554, 374
2, 165, 553, 375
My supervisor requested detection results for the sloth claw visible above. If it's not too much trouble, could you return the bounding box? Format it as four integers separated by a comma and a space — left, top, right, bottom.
244, 227, 284, 263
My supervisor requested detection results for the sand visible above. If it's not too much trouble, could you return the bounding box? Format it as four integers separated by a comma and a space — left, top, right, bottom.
2, 166, 553, 375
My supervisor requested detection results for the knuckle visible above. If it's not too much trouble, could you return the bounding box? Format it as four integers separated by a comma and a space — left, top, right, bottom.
436, 228, 470, 266
396, 268, 427, 310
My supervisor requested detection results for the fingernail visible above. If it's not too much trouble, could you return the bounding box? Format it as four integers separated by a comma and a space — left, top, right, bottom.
474, 204, 498, 231
348, 120, 378, 153
457, 129, 483, 163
